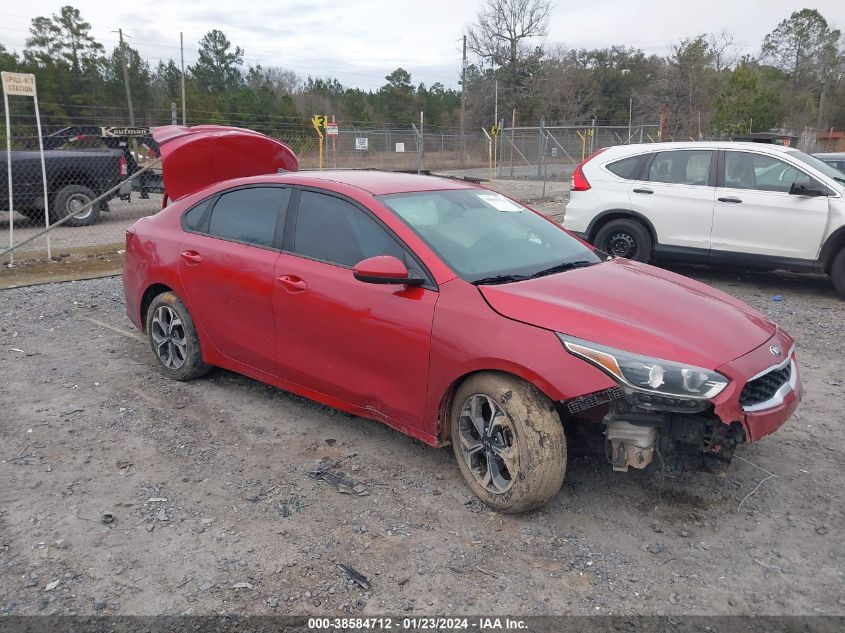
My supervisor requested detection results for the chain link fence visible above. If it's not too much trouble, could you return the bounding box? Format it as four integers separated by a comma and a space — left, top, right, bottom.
1, 99, 661, 272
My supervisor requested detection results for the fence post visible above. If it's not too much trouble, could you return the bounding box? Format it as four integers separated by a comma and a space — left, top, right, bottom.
538, 119, 545, 180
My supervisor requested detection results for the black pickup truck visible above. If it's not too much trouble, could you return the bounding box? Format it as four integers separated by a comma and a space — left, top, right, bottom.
0, 148, 126, 227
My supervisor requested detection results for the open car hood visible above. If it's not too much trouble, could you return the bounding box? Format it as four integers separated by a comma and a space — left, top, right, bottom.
152, 125, 298, 200
478, 259, 777, 370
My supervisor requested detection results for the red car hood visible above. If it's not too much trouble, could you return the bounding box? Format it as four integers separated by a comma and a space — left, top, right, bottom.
479, 259, 777, 369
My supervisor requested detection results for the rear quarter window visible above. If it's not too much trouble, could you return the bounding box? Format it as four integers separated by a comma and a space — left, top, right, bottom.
605, 156, 642, 180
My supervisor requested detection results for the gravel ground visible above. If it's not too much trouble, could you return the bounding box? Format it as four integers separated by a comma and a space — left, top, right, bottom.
0, 227, 843, 618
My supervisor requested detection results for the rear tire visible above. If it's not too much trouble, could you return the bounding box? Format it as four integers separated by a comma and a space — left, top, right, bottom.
594, 218, 653, 263
450, 373, 566, 513
831, 248, 845, 298
145, 292, 211, 381
53, 184, 100, 227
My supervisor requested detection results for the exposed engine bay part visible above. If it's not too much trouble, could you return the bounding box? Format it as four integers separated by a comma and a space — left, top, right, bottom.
606, 420, 658, 471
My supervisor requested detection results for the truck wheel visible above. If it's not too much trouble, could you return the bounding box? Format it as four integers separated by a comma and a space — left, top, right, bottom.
53, 184, 100, 227
450, 373, 566, 513
831, 249, 845, 298
594, 219, 653, 263
145, 292, 211, 381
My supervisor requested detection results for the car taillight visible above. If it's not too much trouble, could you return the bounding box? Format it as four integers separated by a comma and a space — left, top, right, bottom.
119, 155, 128, 177
570, 147, 608, 192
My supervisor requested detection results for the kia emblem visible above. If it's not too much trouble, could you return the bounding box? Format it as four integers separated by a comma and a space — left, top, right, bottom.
770, 346, 782, 356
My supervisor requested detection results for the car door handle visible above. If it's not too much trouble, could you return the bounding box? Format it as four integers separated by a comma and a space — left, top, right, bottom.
278, 275, 307, 292
718, 196, 742, 204
180, 250, 202, 266
632, 187, 653, 194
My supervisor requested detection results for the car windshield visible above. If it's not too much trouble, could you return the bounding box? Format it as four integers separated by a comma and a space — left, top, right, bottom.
787, 150, 845, 187
378, 189, 602, 283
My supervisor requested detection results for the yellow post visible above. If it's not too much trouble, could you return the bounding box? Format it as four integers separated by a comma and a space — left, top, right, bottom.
576, 130, 586, 161
311, 114, 325, 170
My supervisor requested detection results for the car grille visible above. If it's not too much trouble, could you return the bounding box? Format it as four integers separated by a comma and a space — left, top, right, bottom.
739, 362, 792, 408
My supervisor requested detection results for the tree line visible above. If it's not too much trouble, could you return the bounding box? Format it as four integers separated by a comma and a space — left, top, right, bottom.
0, 3, 842, 139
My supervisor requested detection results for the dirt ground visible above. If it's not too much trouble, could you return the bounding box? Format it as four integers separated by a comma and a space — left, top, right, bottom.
0, 196, 843, 618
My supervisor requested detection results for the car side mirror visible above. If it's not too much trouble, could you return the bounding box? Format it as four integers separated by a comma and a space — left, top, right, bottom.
789, 183, 826, 197
352, 256, 424, 286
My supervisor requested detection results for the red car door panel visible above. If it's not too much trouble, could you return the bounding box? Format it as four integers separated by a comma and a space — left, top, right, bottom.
272, 253, 437, 429
178, 234, 280, 373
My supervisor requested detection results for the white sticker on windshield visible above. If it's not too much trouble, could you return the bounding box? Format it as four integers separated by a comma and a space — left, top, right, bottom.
476, 192, 522, 212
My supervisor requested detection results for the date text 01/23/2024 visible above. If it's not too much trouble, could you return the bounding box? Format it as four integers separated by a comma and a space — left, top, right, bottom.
307, 617, 528, 630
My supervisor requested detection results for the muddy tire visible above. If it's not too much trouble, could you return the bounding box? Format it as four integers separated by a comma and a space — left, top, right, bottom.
450, 372, 566, 513
594, 218, 653, 263
831, 248, 845, 299
145, 291, 210, 381
53, 184, 100, 227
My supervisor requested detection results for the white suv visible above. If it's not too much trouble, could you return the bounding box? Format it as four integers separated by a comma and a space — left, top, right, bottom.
564, 141, 845, 297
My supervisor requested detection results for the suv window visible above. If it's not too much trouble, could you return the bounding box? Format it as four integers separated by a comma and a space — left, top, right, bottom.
293, 191, 408, 268
647, 150, 712, 185
724, 152, 814, 193
606, 156, 642, 179
206, 187, 289, 247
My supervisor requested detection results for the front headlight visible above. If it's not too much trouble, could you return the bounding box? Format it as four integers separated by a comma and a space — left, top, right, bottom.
558, 334, 728, 399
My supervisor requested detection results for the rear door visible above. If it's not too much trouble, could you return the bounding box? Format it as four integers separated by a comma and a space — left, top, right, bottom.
710, 150, 828, 261
628, 149, 716, 253
272, 188, 438, 430
177, 186, 290, 373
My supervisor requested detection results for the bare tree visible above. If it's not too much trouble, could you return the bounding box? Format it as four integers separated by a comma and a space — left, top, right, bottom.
708, 29, 740, 72
466, 0, 552, 113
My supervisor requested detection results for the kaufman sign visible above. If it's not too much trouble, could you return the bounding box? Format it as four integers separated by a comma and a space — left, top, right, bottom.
1, 72, 37, 97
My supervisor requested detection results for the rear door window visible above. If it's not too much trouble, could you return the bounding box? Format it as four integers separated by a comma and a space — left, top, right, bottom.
606, 156, 642, 179
646, 150, 712, 185
206, 187, 289, 248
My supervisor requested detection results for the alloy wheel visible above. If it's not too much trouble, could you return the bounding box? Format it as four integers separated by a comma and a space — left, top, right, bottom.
457, 393, 518, 494
150, 305, 187, 369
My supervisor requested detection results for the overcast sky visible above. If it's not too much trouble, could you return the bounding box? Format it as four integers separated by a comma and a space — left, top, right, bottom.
0, 1, 841, 90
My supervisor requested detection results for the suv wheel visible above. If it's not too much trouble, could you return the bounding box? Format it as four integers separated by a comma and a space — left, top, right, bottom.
594, 218, 653, 263
450, 373, 566, 513
145, 292, 211, 381
831, 248, 845, 298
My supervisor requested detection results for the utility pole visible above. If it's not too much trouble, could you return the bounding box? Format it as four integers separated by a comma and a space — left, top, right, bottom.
460, 34, 466, 162
180, 32, 187, 125
117, 28, 135, 125
627, 97, 632, 143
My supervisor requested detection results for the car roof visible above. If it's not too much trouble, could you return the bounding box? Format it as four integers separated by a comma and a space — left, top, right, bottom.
603, 141, 798, 155
814, 152, 845, 159
266, 169, 478, 195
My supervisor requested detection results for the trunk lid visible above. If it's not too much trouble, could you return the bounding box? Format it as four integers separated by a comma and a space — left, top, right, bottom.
152, 125, 298, 201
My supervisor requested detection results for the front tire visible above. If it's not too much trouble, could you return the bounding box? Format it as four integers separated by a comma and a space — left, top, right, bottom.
594, 218, 653, 263
831, 248, 845, 299
53, 184, 100, 227
145, 292, 210, 381
450, 373, 567, 513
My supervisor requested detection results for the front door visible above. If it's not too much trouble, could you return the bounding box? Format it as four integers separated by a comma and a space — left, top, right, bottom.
273, 189, 438, 429
710, 150, 828, 261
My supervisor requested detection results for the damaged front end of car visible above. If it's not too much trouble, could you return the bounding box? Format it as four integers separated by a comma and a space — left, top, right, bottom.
558, 335, 772, 475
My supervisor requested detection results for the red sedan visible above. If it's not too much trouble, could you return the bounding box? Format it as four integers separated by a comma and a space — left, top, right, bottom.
123, 126, 800, 513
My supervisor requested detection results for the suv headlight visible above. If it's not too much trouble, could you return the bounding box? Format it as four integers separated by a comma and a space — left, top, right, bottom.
558, 335, 728, 399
